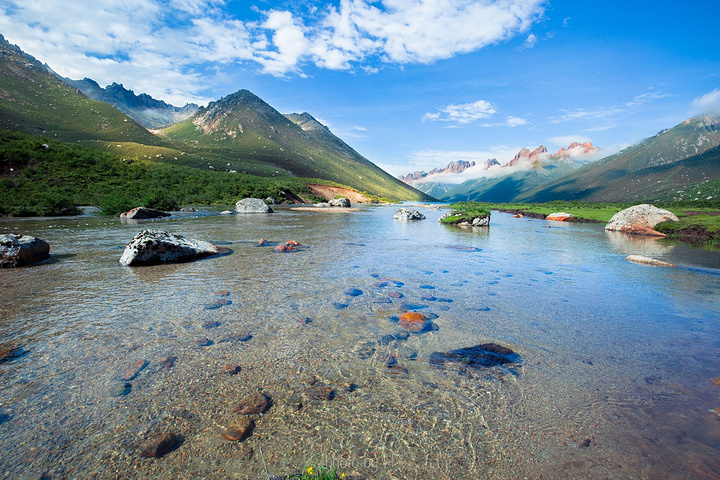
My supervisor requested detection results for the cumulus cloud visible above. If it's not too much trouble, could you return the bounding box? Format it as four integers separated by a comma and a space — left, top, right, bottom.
423, 100, 498, 124
691, 88, 720, 114
0, 0, 545, 104
522, 33, 538, 49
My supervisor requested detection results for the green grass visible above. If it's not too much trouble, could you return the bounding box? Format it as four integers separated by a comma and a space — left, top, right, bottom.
441, 201, 491, 224
0, 129, 347, 216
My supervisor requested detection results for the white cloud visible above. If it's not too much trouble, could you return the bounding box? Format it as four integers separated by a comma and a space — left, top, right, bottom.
0, 0, 546, 104
522, 33, 537, 49
625, 90, 673, 107
549, 106, 625, 123
691, 88, 720, 114
423, 100, 498, 124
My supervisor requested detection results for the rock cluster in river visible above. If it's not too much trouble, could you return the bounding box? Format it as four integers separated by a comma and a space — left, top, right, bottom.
119, 230, 220, 266
605, 204, 679, 236
235, 198, 273, 214
0, 234, 50, 268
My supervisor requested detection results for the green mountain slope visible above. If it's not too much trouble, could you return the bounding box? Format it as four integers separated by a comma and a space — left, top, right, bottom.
161, 91, 431, 201
520, 115, 720, 202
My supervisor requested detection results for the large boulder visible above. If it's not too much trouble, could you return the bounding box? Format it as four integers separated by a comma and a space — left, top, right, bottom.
393, 208, 426, 221
120, 207, 171, 219
235, 198, 273, 214
329, 197, 351, 208
605, 204, 679, 236
0, 234, 50, 268
119, 230, 220, 266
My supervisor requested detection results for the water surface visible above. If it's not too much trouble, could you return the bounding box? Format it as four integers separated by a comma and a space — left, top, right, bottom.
1, 206, 719, 479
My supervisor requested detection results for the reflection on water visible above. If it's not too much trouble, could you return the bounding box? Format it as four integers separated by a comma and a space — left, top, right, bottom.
1, 207, 720, 479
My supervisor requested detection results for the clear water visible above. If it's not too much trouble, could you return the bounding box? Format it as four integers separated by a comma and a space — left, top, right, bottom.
1, 205, 719, 479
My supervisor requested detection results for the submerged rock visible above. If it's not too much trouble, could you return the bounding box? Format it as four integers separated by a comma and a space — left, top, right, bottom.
221, 418, 254, 441
233, 392, 272, 415
305, 386, 334, 401
119, 230, 220, 266
393, 208, 426, 221
398, 312, 433, 333
120, 206, 171, 219
117, 360, 148, 381
626, 255, 676, 267
139, 433, 179, 458
0, 234, 50, 268
429, 343, 519, 370
235, 198, 273, 214
605, 204, 679, 236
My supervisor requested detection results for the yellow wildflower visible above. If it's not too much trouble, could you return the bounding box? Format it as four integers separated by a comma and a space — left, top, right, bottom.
307, 466, 313, 475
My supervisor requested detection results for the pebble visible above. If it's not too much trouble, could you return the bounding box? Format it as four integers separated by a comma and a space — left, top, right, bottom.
332, 302, 348, 310
109, 382, 132, 397
195, 338, 213, 347
117, 360, 148, 381
387, 365, 408, 375
139, 433, 179, 458
305, 386, 334, 401
0, 346, 23, 363
388, 291, 403, 298
233, 392, 271, 415
379, 334, 395, 346
216, 290, 231, 296
393, 330, 410, 341
205, 298, 232, 310
419, 284, 435, 290
218, 330, 252, 343
398, 312, 430, 333
159, 356, 177, 368
711, 408, 720, 418
357, 342, 376, 360
421, 295, 437, 301
711, 376, 720, 387
296, 317, 312, 327
202, 320, 221, 329
344, 288, 363, 297
220, 418, 254, 441
221, 364, 242, 375
378, 353, 398, 367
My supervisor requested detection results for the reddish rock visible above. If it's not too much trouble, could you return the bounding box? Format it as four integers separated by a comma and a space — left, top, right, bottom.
233, 392, 271, 415
221, 364, 242, 375
286, 240, 301, 247
274, 245, 288, 253
117, 360, 148, 381
216, 290, 231, 296
546, 212, 574, 222
139, 433, 179, 458
399, 312, 430, 333
258, 239, 269, 246
221, 418, 254, 441
605, 204, 679, 236
711, 376, 720, 387
159, 356, 177, 368
388, 291, 403, 298
387, 364, 409, 375
513, 214, 523, 218
305, 386, 334, 401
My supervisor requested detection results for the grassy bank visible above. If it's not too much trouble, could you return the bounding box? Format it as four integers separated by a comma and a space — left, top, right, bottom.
0, 130, 367, 216
475, 201, 720, 248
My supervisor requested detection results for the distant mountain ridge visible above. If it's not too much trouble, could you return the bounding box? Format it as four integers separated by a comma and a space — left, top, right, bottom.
60, 77, 199, 129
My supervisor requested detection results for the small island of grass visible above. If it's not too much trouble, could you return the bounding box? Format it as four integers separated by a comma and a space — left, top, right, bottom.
440, 202, 491, 227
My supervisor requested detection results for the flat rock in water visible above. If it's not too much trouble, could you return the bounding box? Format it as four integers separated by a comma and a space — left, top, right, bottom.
305, 386, 334, 401
546, 212, 574, 222
117, 360, 148, 381
711, 376, 720, 387
235, 198, 273, 214
344, 287, 363, 297
626, 255, 676, 267
120, 206, 171, 219
221, 364, 242, 375
430, 343, 519, 370
119, 230, 220, 266
159, 356, 177, 368
109, 382, 132, 397
139, 433, 179, 458
233, 392, 271, 415
218, 330, 252, 343
398, 312, 433, 333
0, 234, 50, 268
221, 418, 254, 441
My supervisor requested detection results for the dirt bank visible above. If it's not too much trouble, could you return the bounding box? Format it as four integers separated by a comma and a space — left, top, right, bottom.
307, 184, 370, 203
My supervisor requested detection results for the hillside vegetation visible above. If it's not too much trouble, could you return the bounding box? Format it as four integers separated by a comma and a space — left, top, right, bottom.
0, 129, 344, 216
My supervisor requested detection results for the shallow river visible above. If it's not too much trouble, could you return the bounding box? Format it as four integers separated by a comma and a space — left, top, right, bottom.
1, 205, 719, 479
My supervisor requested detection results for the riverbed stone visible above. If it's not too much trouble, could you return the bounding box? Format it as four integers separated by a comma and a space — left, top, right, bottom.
139, 433, 179, 458
305, 385, 334, 401
0, 234, 50, 268
117, 360, 148, 381
711, 376, 720, 387
399, 312, 431, 333
218, 330, 252, 343
109, 382, 132, 397
119, 230, 220, 266
429, 343, 519, 370
120, 207, 171, 219
235, 198, 274, 214
221, 364, 242, 375
329, 197, 351, 208
546, 212, 574, 222
221, 418, 254, 441
344, 287, 363, 297
233, 392, 271, 415
393, 208, 426, 221
605, 204, 679, 236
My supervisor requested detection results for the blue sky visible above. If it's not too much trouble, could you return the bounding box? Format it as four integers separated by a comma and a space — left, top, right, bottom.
1, 0, 719, 176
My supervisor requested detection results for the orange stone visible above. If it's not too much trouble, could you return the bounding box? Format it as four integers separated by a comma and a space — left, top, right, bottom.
399, 312, 428, 332
286, 240, 301, 247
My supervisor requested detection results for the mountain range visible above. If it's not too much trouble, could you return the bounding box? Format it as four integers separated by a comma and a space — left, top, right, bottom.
0, 34, 430, 203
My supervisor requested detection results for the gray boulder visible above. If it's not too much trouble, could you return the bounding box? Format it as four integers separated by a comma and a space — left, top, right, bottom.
235, 198, 274, 214
120, 207, 171, 219
393, 208, 426, 221
0, 234, 50, 268
265, 196, 277, 205
329, 197, 351, 208
605, 204, 679, 236
119, 230, 220, 266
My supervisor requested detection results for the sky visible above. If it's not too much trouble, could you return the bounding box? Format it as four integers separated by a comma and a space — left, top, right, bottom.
1, 0, 719, 177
